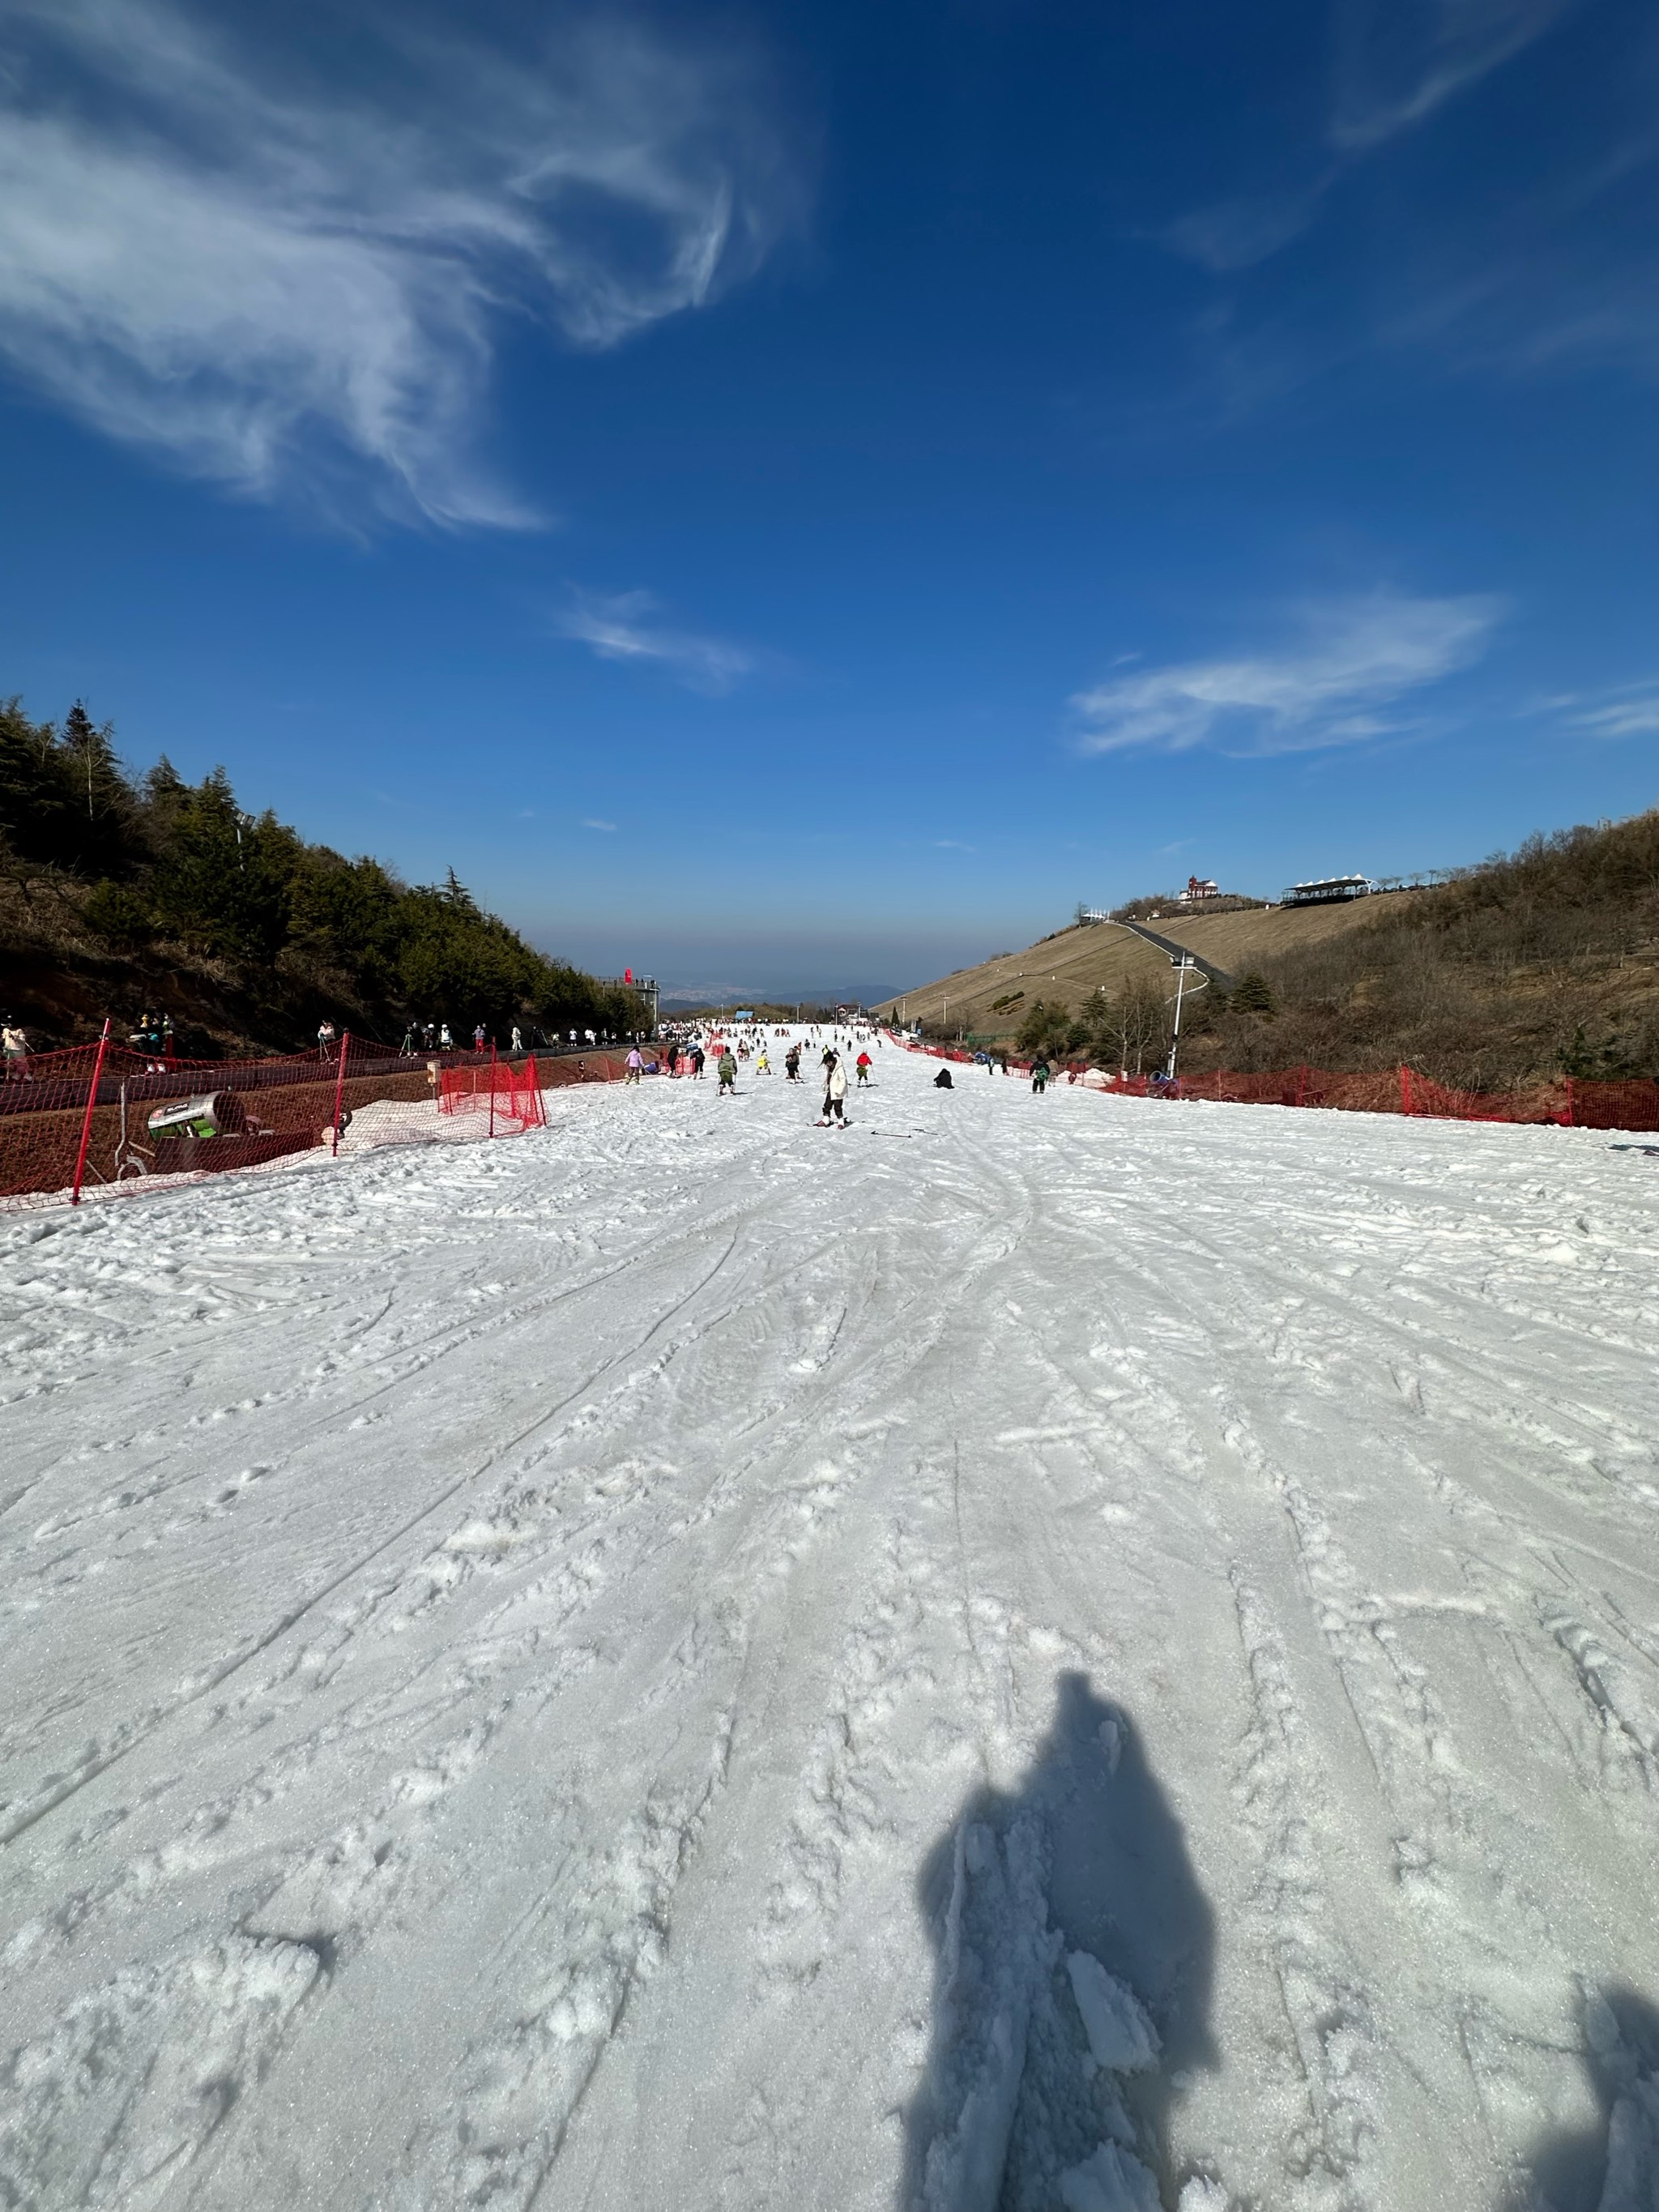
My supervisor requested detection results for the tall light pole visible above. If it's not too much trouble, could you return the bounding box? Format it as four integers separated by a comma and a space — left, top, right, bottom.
1166, 954, 1199, 1080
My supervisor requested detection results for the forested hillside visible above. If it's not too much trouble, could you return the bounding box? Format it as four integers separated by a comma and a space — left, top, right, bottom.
0, 696, 643, 1054
898, 809, 1659, 1091
1184, 809, 1659, 1088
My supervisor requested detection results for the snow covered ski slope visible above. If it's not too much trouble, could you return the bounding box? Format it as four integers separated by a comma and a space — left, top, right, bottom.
3, 1040, 1658, 2211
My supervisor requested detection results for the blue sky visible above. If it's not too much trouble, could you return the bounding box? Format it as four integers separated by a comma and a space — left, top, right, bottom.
2, 0, 1657, 998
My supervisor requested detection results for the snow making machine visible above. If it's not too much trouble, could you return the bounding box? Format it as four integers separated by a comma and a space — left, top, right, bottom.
145, 1089, 287, 1174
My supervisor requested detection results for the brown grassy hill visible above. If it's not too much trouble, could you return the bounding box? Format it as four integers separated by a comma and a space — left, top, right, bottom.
881, 809, 1659, 1087
876, 896, 1396, 1040
1139, 896, 1426, 976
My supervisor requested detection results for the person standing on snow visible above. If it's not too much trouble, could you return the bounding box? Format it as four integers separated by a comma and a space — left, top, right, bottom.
717, 1048, 737, 1095
855, 1049, 872, 1086
1031, 1056, 1051, 1095
820, 1052, 849, 1127
784, 1044, 802, 1081
625, 1046, 644, 1085
511, 1025, 523, 1054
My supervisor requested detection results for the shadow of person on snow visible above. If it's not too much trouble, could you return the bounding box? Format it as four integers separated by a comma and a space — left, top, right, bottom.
899, 1672, 1218, 2212
1501, 1984, 1659, 2212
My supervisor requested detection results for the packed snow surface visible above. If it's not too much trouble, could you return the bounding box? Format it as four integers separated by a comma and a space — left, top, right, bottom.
3, 1039, 1659, 2211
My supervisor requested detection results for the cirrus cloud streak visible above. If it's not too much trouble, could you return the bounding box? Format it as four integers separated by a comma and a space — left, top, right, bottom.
1071, 591, 1505, 757
553, 587, 754, 694
0, 0, 800, 524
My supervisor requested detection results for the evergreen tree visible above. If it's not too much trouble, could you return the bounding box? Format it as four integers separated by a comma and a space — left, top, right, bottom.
58, 701, 138, 876
147, 769, 299, 963
0, 684, 649, 1051
1017, 997, 1077, 1059
0, 697, 72, 866
1230, 971, 1277, 1016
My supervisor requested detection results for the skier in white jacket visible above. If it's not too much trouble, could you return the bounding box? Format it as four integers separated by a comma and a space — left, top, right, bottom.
819, 1053, 849, 1128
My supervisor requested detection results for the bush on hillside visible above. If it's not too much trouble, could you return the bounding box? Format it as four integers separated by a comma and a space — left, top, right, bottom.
82, 880, 160, 948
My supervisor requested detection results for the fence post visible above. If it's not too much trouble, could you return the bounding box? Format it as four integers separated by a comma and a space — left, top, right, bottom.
331, 1031, 350, 1157
70, 1018, 113, 1207
488, 1041, 497, 1139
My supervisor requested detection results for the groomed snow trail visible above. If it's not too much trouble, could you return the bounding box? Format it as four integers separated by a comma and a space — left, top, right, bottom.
3, 1043, 1658, 2212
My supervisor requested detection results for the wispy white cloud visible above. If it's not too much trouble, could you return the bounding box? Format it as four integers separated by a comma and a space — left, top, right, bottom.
554, 588, 753, 693
932, 839, 976, 852
1162, 1, 1582, 292
1552, 685, 1659, 740
581, 817, 618, 831
1071, 590, 1503, 757
1330, 0, 1581, 152
0, 0, 800, 523
1161, 186, 1329, 274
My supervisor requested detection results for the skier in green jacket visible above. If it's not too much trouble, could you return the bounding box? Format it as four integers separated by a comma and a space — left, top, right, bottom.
717, 1049, 737, 1095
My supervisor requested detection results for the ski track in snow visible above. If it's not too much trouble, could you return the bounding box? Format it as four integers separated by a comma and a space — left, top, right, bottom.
2, 1047, 1658, 2210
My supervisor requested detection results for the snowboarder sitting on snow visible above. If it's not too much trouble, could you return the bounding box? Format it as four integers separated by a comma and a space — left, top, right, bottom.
821, 1053, 849, 1125
717, 1049, 737, 1095
934, 1067, 953, 1089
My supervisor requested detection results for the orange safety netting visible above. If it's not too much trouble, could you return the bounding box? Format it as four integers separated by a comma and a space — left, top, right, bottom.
439, 1057, 548, 1129
0, 1036, 650, 1210
885, 1038, 1659, 1134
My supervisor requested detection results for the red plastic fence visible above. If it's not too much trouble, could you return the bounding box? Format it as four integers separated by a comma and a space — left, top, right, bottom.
888, 1039, 1659, 1134
440, 1057, 548, 1129
0, 1036, 645, 1210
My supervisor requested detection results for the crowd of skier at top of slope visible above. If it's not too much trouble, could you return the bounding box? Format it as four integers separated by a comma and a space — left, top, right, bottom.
0, 1010, 652, 1082
607, 1018, 1069, 1129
